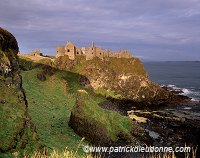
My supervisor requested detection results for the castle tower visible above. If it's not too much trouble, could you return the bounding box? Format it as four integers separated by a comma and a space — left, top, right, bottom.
92, 41, 96, 56
118, 48, 123, 58
86, 41, 96, 60
56, 46, 65, 58
65, 41, 76, 60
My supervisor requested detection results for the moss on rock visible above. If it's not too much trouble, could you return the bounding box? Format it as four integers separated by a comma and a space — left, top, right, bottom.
69, 57, 172, 105
0, 27, 40, 155
69, 90, 144, 146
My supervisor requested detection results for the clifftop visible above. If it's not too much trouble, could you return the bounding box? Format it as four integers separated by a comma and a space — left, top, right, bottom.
18, 41, 189, 106
53, 55, 170, 104
0, 27, 19, 77
0, 27, 18, 52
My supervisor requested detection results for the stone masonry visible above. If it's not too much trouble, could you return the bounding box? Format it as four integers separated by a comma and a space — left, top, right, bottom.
56, 41, 133, 60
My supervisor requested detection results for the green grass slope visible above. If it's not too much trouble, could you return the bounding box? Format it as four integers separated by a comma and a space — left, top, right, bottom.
20, 57, 135, 155
21, 67, 87, 153
69, 90, 133, 145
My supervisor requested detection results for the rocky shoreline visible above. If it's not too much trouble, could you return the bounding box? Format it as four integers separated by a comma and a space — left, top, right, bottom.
99, 90, 200, 158
2, 27, 198, 157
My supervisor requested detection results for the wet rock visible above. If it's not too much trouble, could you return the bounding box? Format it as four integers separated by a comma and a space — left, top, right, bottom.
126, 107, 200, 157
162, 86, 184, 94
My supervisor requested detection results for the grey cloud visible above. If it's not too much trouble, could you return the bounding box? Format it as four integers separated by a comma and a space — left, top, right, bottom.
0, 0, 200, 60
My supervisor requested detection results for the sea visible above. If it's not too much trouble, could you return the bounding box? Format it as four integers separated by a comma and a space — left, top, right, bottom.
143, 61, 200, 114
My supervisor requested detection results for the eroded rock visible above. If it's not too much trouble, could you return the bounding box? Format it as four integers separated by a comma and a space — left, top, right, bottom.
0, 27, 40, 154
68, 90, 150, 146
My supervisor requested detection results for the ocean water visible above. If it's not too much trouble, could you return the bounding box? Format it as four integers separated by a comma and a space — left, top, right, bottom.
144, 61, 200, 112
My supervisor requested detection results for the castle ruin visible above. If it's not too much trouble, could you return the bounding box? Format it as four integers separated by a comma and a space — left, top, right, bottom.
56, 41, 133, 60
29, 49, 43, 57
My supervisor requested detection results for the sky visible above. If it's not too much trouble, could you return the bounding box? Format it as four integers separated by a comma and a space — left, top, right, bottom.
1, 0, 200, 61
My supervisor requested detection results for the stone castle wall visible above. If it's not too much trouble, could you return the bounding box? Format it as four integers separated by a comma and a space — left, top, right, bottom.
65, 42, 76, 60
56, 41, 133, 60
30, 49, 43, 56
56, 46, 65, 58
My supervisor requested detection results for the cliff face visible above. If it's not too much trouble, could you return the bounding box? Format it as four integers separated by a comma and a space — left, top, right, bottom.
69, 90, 148, 146
74, 57, 171, 105
0, 28, 39, 153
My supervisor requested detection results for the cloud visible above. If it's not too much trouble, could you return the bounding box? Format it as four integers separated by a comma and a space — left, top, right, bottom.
0, 0, 200, 60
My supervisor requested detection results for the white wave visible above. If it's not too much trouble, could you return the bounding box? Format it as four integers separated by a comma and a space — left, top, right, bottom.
181, 88, 192, 95
181, 88, 200, 99
165, 84, 193, 95
191, 112, 200, 117
191, 98, 199, 102
167, 84, 176, 88
164, 84, 200, 101
166, 84, 182, 91
183, 107, 192, 110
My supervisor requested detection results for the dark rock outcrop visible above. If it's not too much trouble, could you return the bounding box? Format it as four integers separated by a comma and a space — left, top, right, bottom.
37, 72, 46, 81
127, 108, 200, 157
76, 57, 185, 106
69, 90, 151, 146
0, 27, 40, 154
55, 53, 192, 106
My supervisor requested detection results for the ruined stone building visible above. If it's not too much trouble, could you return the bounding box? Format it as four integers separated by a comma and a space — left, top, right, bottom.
29, 49, 43, 56
56, 41, 133, 60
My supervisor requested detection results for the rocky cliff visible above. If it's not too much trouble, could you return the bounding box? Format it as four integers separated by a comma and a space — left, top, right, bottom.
0, 27, 39, 154
66, 55, 195, 157
68, 90, 149, 146
72, 57, 172, 105
67, 56, 173, 148
54, 54, 192, 106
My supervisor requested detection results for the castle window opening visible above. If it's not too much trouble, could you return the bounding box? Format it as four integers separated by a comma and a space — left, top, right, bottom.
100, 53, 102, 55
67, 49, 70, 52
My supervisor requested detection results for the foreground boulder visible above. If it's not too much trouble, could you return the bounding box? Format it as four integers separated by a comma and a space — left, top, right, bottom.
69, 90, 149, 146
0, 27, 40, 154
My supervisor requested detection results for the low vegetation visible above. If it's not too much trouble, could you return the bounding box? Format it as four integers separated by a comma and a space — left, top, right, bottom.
69, 90, 133, 145
18, 56, 138, 155
93, 88, 122, 99
0, 28, 40, 158
1, 27, 197, 158
21, 66, 86, 155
